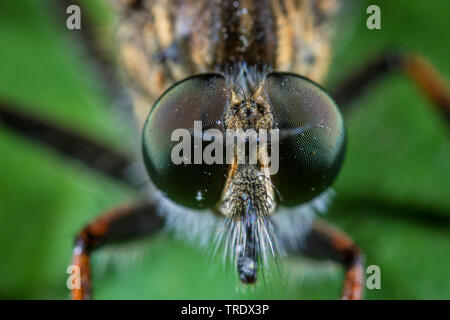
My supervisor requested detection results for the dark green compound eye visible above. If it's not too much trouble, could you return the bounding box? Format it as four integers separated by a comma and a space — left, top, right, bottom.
265, 72, 346, 206
142, 74, 229, 209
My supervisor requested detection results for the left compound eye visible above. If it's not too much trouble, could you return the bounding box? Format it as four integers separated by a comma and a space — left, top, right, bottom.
265, 72, 346, 206
142, 74, 229, 209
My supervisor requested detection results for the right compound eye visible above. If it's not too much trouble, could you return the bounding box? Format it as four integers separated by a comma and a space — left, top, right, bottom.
142, 74, 230, 209
264, 72, 346, 206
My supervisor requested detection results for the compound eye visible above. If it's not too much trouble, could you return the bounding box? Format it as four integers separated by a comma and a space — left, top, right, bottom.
142, 74, 229, 209
265, 72, 346, 206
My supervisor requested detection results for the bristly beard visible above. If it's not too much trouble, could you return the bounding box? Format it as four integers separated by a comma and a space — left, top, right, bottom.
214, 165, 280, 284
155, 184, 335, 285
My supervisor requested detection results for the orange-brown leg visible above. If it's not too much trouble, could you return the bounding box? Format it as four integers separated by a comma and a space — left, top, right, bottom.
71, 202, 164, 300
295, 220, 364, 300
331, 50, 450, 122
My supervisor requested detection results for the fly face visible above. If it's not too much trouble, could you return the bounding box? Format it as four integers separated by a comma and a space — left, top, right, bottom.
141, 67, 346, 283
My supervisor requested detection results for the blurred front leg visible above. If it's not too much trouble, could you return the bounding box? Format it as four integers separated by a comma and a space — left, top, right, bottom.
71, 202, 164, 300
289, 219, 364, 300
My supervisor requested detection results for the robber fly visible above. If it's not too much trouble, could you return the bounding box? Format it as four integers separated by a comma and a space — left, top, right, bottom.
66, 0, 450, 300
2, 0, 447, 300
67, 0, 363, 299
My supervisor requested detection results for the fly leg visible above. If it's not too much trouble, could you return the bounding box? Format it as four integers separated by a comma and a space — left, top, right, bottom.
330, 50, 450, 123
70, 202, 164, 300
0, 101, 139, 189
287, 219, 364, 300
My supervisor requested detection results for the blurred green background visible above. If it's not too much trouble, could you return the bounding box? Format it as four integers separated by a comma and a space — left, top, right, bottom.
0, 0, 449, 299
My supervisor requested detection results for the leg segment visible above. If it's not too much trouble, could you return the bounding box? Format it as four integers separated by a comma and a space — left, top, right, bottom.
331, 50, 450, 122
0, 101, 139, 189
1, 3, 139, 189
289, 219, 364, 300
71, 202, 164, 300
